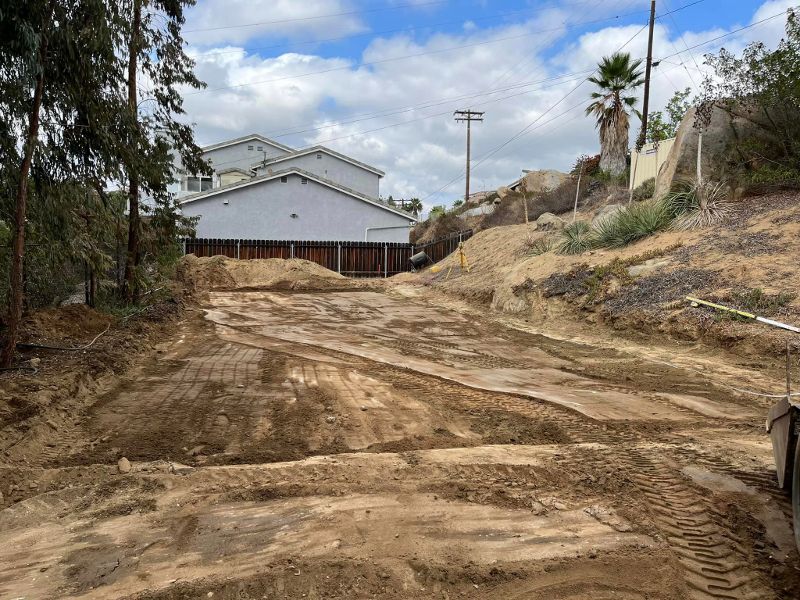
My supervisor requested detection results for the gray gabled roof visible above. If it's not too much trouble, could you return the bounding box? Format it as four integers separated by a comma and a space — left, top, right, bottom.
179, 167, 416, 221
201, 133, 294, 155
252, 145, 385, 177
216, 167, 254, 176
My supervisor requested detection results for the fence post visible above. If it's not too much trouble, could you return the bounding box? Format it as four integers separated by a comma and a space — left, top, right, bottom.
236, 240, 240, 260
337, 243, 341, 274
290, 242, 295, 259
384, 244, 388, 278
182, 238, 186, 256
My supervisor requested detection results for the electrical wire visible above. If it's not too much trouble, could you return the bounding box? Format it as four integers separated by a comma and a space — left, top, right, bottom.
423, 20, 651, 202
186, 0, 707, 97
189, 1, 610, 57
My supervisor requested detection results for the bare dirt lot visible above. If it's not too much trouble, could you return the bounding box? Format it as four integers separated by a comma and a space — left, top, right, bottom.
1, 287, 799, 599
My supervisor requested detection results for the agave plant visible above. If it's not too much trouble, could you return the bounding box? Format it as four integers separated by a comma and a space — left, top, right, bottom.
664, 179, 736, 229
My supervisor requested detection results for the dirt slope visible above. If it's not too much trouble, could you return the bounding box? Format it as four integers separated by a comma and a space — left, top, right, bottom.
396, 191, 800, 361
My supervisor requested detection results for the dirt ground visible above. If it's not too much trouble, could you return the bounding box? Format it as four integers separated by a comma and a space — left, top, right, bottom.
1, 284, 799, 599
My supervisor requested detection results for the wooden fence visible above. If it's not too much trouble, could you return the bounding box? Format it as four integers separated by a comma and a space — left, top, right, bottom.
182, 230, 473, 278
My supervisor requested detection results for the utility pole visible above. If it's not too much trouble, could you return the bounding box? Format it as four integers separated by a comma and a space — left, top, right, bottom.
636, 0, 657, 151
454, 110, 484, 204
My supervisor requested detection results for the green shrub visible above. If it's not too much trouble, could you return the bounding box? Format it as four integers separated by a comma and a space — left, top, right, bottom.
631, 177, 655, 201
592, 200, 671, 248
557, 221, 594, 255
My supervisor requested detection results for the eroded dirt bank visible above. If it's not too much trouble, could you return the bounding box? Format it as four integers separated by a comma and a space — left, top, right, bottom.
1, 288, 798, 599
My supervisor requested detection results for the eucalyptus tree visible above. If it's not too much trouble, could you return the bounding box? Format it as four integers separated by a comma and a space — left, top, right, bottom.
0, 0, 130, 366
0, 0, 207, 365
120, 0, 209, 302
586, 52, 645, 177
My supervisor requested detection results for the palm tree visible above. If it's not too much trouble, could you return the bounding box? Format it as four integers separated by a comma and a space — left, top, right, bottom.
408, 197, 423, 217
586, 52, 644, 177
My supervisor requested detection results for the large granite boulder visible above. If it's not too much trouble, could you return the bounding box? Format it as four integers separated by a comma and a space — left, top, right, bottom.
522, 169, 570, 194
654, 103, 782, 200
536, 212, 565, 230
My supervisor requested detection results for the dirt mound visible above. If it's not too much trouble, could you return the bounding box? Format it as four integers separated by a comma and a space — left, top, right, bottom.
22, 304, 112, 343
177, 255, 353, 293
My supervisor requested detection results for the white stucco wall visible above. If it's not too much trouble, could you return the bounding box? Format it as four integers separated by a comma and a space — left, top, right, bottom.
181, 174, 413, 243
255, 151, 381, 198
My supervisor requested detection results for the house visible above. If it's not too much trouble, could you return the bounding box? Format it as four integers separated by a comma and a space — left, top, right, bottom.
172, 134, 416, 242
174, 134, 415, 243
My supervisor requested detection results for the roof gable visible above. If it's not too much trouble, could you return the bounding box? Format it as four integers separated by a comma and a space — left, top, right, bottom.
202, 134, 293, 155
254, 146, 385, 177
179, 168, 415, 221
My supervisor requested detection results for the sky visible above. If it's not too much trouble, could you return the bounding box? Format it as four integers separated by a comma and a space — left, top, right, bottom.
176, 0, 798, 211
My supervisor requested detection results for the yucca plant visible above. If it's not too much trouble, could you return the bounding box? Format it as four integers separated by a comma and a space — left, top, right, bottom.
592, 200, 671, 248
557, 221, 594, 255
664, 179, 736, 229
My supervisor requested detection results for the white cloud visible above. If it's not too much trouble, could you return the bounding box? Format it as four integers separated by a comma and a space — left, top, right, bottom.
183, 0, 366, 47
179, 1, 793, 211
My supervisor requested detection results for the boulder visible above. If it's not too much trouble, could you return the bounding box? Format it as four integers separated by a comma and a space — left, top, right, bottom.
117, 457, 131, 474
627, 257, 671, 278
654, 103, 783, 200
536, 212, 565, 230
522, 170, 570, 194
496, 186, 512, 199
592, 204, 624, 226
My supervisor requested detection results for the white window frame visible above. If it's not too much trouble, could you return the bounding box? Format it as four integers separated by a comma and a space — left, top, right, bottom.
185, 175, 213, 193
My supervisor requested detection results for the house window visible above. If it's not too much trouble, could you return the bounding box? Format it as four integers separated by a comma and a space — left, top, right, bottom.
316, 153, 322, 159
280, 176, 288, 183
247, 145, 254, 150
186, 176, 213, 193
257, 146, 263, 151
301, 177, 308, 184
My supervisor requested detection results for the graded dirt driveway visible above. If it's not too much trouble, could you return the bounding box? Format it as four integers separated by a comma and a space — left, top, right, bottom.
1, 289, 799, 599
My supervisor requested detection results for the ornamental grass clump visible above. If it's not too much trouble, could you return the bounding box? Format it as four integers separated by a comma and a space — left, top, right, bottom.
591, 199, 672, 248
557, 221, 594, 255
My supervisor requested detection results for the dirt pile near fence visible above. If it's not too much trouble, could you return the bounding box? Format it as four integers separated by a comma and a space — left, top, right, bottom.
177, 255, 360, 293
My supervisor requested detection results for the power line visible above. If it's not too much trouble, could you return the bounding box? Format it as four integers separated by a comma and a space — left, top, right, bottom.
186, 1, 705, 97
657, 7, 797, 62
200, 70, 598, 171
424, 4, 792, 203
423, 20, 651, 202
189, 0, 605, 57
658, 0, 701, 88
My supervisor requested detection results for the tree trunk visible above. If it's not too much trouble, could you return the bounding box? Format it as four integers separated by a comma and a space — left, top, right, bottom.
599, 111, 630, 177
0, 39, 48, 367
123, 0, 141, 303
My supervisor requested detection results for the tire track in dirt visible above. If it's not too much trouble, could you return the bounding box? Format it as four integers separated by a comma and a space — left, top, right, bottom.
623, 448, 770, 600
